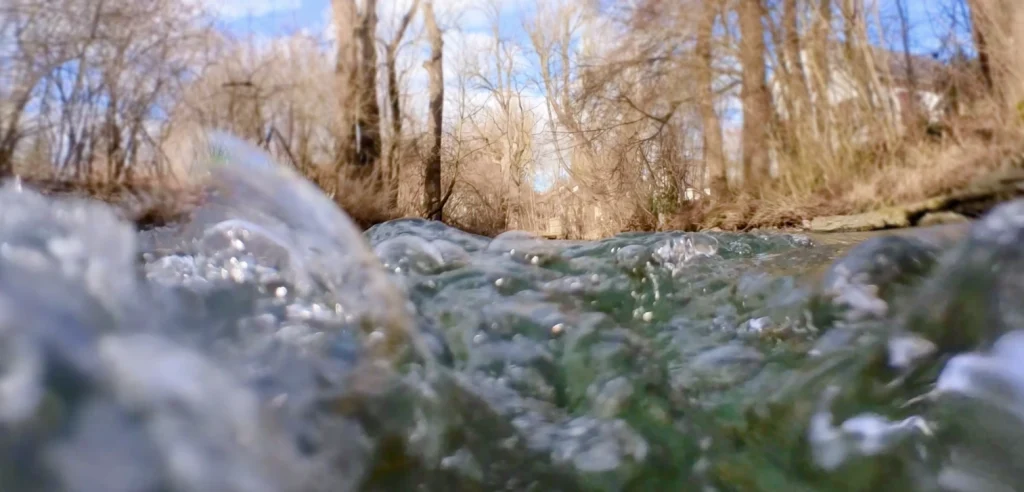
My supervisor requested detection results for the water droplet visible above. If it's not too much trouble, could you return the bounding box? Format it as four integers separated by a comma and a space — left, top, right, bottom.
366, 330, 386, 346
271, 393, 288, 408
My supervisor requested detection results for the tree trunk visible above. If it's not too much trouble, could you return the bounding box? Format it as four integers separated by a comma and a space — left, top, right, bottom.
969, 1, 994, 92
811, 0, 832, 88
809, 0, 832, 139
782, 0, 811, 116
739, 0, 773, 187
775, 0, 812, 164
105, 86, 122, 181
970, 0, 1024, 115
332, 0, 382, 184
895, 0, 920, 126
422, 0, 444, 220
696, 1, 727, 196
385, 51, 402, 206
354, 0, 382, 182
840, 0, 857, 60
385, 0, 419, 209
332, 0, 359, 183
0, 148, 12, 179
839, 0, 883, 114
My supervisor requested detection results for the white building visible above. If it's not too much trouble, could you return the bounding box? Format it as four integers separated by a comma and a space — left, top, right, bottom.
770, 46, 948, 135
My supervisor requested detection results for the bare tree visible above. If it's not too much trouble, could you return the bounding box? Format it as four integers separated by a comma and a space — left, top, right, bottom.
332, 0, 383, 182
422, 0, 444, 220
808, 0, 833, 133
0, 2, 68, 176
355, 0, 382, 178
969, 0, 1024, 114
0, 0, 210, 181
739, 0, 773, 186
781, 0, 809, 103
383, 0, 419, 207
775, 0, 812, 133
0, 0, 1007, 236
696, 0, 727, 195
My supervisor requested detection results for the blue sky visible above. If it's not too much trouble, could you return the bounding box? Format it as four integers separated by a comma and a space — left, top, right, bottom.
210, 0, 324, 36
208, 0, 530, 40
209, 0, 962, 52
880, 0, 975, 56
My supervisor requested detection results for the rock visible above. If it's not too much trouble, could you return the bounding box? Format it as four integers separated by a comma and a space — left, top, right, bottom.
917, 211, 970, 227
902, 199, 1024, 353
932, 329, 1024, 492
806, 161, 1024, 233
814, 235, 940, 323
679, 343, 766, 388
808, 208, 911, 233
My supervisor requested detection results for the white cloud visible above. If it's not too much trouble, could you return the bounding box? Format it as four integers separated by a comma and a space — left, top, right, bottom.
379, 0, 521, 32
204, 0, 303, 20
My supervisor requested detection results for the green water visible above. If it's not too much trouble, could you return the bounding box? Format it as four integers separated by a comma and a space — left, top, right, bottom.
356, 218, 1010, 491
2, 133, 1022, 492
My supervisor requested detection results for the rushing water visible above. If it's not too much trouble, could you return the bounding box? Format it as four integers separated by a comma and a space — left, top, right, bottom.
2, 133, 1024, 491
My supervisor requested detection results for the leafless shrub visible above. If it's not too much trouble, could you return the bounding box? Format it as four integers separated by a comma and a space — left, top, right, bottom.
1, 0, 1017, 235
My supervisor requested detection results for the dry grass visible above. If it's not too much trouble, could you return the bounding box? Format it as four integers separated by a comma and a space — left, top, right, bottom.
11, 157, 402, 232
15, 127, 1020, 236
445, 213, 507, 238
302, 166, 404, 229
13, 132, 1020, 236
14, 174, 200, 228
670, 130, 1024, 231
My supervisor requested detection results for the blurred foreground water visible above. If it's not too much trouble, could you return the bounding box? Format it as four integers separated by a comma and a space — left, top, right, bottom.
3, 133, 1024, 491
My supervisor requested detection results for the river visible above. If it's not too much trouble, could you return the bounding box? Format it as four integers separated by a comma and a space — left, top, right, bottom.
1, 133, 1022, 491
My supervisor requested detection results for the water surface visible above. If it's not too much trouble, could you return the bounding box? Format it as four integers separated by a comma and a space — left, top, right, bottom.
0, 134, 1020, 491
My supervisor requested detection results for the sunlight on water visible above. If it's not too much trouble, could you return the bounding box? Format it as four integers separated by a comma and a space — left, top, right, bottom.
193, 131, 428, 365
2, 132, 1024, 491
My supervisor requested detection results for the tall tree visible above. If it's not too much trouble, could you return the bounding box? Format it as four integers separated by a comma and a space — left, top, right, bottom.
332, 0, 359, 182
696, 0, 727, 195
772, 0, 812, 163
383, 0, 420, 207
809, 0, 832, 130
332, 0, 383, 183
781, 0, 810, 116
895, 0, 919, 122
423, 0, 444, 220
970, 0, 1024, 116
738, 0, 773, 186
355, 0, 382, 178
840, 0, 858, 61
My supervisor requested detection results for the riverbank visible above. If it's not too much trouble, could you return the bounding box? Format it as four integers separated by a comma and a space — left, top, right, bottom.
13, 153, 1024, 489
11, 133, 1023, 239
671, 137, 1024, 233
13, 169, 400, 231
15, 175, 200, 228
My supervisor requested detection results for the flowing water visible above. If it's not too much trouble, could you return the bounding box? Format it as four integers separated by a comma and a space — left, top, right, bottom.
2, 133, 1024, 491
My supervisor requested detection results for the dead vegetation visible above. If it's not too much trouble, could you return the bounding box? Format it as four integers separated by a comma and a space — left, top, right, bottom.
0, 0, 1021, 236
620, 0, 1024, 232
671, 131, 1024, 231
